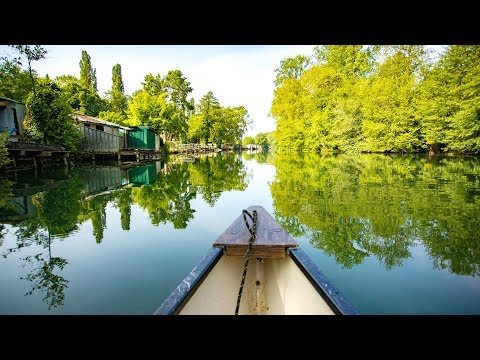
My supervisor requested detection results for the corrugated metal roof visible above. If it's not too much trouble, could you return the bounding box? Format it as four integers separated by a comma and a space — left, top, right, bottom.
0, 96, 24, 104
73, 113, 131, 130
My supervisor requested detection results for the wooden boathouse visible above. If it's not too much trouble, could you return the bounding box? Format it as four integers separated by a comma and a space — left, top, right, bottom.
0, 97, 26, 143
74, 114, 164, 163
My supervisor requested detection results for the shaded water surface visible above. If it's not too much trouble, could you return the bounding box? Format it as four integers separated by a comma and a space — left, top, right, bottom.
1, 152, 479, 314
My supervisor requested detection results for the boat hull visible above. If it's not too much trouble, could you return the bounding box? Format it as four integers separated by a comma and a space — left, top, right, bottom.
154, 247, 357, 315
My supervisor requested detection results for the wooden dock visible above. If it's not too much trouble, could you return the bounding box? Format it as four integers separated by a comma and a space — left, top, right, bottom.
7, 142, 70, 169
173, 143, 217, 154
117, 149, 163, 163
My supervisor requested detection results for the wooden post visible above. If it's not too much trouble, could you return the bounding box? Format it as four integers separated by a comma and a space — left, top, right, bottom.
32, 157, 38, 169
63, 156, 68, 166
12, 156, 16, 169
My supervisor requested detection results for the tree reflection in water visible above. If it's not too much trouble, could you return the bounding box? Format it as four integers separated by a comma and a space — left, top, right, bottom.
270, 152, 480, 276
0, 155, 251, 309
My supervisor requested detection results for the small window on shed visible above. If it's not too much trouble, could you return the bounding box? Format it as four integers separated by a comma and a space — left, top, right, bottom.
96, 125, 104, 131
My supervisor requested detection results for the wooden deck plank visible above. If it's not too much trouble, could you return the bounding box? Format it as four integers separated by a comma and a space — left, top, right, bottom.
213, 205, 297, 257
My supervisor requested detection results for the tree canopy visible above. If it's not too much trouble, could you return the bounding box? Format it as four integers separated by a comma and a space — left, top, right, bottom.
272, 45, 480, 154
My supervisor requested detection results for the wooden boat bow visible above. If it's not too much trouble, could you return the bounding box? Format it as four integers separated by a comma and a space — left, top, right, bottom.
213, 205, 298, 258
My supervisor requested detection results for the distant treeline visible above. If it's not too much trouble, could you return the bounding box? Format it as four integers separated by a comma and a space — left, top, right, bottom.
271, 45, 480, 154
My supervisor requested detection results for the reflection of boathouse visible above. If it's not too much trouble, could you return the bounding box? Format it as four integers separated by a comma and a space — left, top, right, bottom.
0, 161, 165, 225
128, 164, 159, 186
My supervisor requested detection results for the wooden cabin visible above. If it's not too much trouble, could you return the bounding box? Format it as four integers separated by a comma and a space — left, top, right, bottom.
0, 97, 26, 142
73, 114, 131, 153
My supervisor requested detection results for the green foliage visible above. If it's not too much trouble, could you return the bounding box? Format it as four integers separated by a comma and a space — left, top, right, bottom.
271, 152, 480, 275
188, 91, 220, 143
274, 54, 311, 87
418, 46, 480, 154
0, 176, 13, 220
242, 136, 255, 146
141, 71, 193, 141
0, 57, 34, 102
115, 188, 132, 230
188, 91, 250, 145
104, 64, 128, 118
212, 106, 249, 146
243, 131, 276, 149
55, 75, 104, 117
131, 163, 196, 228
79, 50, 97, 93
272, 45, 480, 154
98, 110, 127, 125
266, 131, 277, 151
0, 132, 10, 169
254, 132, 269, 148
125, 90, 176, 135
9, 45, 47, 94
314, 45, 374, 77
188, 154, 250, 206
111, 64, 124, 93
24, 80, 83, 152
6, 173, 84, 309
22, 254, 69, 310
142, 73, 163, 95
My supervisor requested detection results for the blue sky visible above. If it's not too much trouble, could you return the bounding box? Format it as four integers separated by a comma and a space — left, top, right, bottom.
0, 45, 445, 136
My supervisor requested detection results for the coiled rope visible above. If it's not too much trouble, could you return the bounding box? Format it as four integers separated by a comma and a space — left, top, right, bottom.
235, 209, 258, 315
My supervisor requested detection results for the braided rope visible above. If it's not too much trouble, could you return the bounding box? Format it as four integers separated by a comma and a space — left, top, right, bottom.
235, 209, 258, 315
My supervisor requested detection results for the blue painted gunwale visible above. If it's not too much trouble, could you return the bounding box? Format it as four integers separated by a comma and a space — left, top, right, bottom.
154, 246, 357, 315
288, 248, 357, 315
153, 246, 224, 315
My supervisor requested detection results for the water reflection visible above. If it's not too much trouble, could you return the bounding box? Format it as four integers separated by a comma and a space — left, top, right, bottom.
0, 153, 251, 308
242, 150, 276, 165
270, 153, 480, 276
2, 151, 480, 313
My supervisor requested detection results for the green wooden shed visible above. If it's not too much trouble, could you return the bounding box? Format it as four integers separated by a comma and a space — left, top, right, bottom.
127, 126, 157, 150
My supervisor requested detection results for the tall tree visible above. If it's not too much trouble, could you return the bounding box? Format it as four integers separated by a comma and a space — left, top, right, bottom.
274, 54, 311, 87
142, 71, 193, 141
79, 50, 96, 93
104, 64, 128, 117
418, 45, 480, 154
142, 73, 163, 96
92, 68, 98, 93
188, 91, 221, 143
125, 90, 178, 138
210, 106, 250, 146
314, 45, 374, 77
112, 64, 124, 93
361, 48, 425, 153
9, 45, 47, 94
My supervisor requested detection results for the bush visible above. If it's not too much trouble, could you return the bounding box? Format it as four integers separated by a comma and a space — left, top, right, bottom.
0, 131, 10, 170
24, 80, 82, 153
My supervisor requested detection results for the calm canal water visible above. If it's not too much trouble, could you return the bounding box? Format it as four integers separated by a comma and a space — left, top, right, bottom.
1, 152, 479, 314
